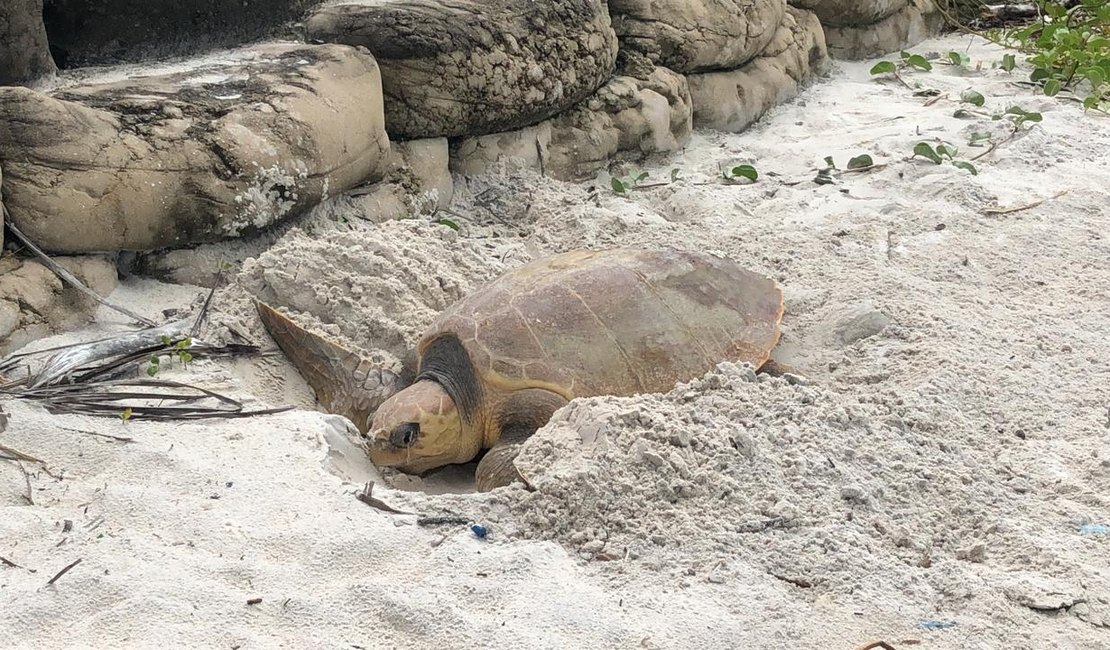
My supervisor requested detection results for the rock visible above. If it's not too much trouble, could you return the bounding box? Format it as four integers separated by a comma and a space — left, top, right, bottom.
608, 0, 785, 73
134, 138, 453, 286
789, 0, 905, 27
41, 0, 316, 67
450, 124, 552, 177
0, 0, 56, 86
0, 43, 390, 254
0, 255, 118, 356
821, 0, 944, 60
304, 0, 618, 140
451, 66, 692, 181
687, 7, 829, 133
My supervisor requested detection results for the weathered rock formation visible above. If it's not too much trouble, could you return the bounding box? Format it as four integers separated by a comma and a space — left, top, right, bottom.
688, 7, 829, 132
0, 0, 57, 86
451, 66, 692, 181
0, 43, 389, 253
790, 0, 942, 59
304, 0, 619, 139
608, 0, 786, 73
0, 255, 118, 356
41, 0, 319, 66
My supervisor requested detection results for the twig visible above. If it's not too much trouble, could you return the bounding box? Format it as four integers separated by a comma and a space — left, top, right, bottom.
45, 558, 82, 586
0, 442, 43, 464
18, 461, 34, 505
190, 270, 226, 338
0, 555, 25, 569
934, 1, 1015, 48
417, 516, 472, 527
58, 426, 135, 443
982, 190, 1068, 215
3, 210, 157, 328
355, 482, 414, 515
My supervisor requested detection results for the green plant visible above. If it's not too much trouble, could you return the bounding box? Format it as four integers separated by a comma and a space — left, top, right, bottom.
722, 164, 758, 183
912, 142, 979, 174
995, 104, 1044, 128
996, 0, 1110, 111
610, 170, 650, 194
147, 336, 195, 376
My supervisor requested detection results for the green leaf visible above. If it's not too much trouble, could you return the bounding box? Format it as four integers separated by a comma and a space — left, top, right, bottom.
968, 132, 993, 145
935, 144, 957, 160
948, 51, 970, 66
870, 61, 897, 75
846, 154, 874, 169
952, 161, 978, 175
146, 365, 158, 377
149, 355, 160, 365
730, 165, 758, 182
899, 50, 912, 60
913, 142, 943, 164
960, 89, 986, 107
1086, 68, 1106, 91
1030, 67, 1051, 82
953, 108, 974, 118
161, 335, 172, 346
823, 156, 837, 169
120, 408, 133, 422
1083, 96, 1099, 109
1043, 78, 1061, 96
635, 171, 650, 182
906, 54, 933, 71
610, 177, 627, 194
435, 218, 460, 231
180, 352, 193, 363
670, 168, 681, 182
1000, 54, 1016, 72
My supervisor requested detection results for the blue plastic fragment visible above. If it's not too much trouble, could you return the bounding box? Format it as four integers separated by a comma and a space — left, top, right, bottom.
916, 620, 958, 630
470, 524, 488, 539
1078, 524, 1108, 534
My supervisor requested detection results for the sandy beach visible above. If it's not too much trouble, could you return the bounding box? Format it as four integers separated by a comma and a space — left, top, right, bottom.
2, 33, 1109, 649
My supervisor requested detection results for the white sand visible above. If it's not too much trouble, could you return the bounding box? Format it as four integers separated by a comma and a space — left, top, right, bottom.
3, 34, 1110, 649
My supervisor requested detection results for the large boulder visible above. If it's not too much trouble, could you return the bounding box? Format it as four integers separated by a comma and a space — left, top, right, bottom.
819, 0, 943, 59
0, 0, 56, 85
451, 66, 692, 181
789, 0, 904, 27
134, 137, 454, 287
0, 43, 390, 254
687, 7, 829, 133
304, 0, 619, 140
0, 255, 118, 356
608, 0, 785, 73
41, 0, 319, 66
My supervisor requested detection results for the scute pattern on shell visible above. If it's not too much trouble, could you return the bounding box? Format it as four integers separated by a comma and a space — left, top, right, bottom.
417, 248, 784, 400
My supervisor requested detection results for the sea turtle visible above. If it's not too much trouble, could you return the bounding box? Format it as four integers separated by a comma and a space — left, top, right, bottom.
256, 248, 785, 491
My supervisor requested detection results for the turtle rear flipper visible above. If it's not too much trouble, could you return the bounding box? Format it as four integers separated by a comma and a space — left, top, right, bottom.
255, 300, 410, 432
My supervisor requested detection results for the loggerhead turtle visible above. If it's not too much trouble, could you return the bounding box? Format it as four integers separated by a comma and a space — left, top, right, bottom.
256, 248, 785, 491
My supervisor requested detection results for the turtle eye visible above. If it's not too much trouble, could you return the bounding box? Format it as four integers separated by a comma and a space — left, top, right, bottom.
390, 423, 420, 448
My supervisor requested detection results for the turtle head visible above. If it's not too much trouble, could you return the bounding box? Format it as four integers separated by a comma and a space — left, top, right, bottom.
364, 380, 477, 474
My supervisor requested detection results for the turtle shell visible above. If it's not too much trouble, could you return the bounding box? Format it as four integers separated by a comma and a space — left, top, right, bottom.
415, 248, 783, 400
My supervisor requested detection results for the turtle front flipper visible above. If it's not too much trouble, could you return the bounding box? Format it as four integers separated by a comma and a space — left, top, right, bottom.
255, 300, 411, 433
476, 388, 569, 492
